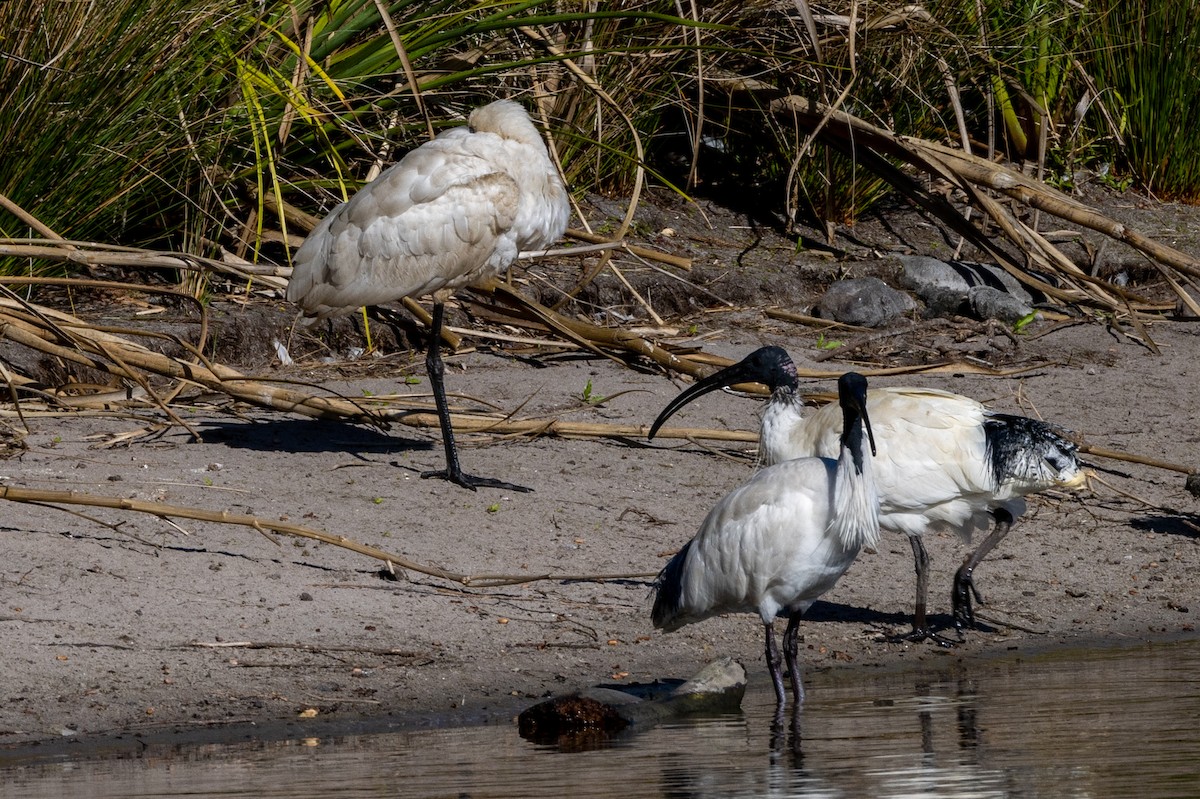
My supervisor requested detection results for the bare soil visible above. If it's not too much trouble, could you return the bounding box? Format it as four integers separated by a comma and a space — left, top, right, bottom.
2, 184, 1199, 759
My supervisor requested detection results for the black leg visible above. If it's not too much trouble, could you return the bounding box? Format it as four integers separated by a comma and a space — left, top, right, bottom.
419, 302, 532, 493
886, 536, 958, 647
764, 621, 787, 707
782, 612, 806, 704
769, 701, 804, 765
953, 507, 1014, 630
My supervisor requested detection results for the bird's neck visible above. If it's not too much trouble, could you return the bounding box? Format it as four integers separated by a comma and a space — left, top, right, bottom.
759, 386, 804, 466
831, 416, 880, 551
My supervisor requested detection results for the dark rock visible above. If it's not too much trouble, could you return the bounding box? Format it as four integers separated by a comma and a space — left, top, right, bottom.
518, 657, 746, 750
517, 694, 629, 748
968, 286, 1034, 323
898, 255, 1033, 302
919, 285, 970, 319
815, 277, 917, 327
898, 255, 1036, 322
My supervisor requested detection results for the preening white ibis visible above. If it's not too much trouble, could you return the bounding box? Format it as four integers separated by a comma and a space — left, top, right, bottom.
287, 99, 569, 492
649, 346, 1085, 641
652, 372, 880, 707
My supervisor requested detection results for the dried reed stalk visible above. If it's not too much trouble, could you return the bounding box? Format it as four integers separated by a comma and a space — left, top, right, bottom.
0, 238, 287, 286
0, 283, 1041, 431
0, 301, 382, 426
752, 90, 1200, 316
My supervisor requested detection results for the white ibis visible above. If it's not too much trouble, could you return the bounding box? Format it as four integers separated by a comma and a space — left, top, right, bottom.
287, 99, 569, 492
652, 372, 880, 707
649, 346, 1085, 642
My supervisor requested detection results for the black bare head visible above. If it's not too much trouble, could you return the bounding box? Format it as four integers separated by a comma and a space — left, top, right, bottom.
837, 371, 876, 461
647, 346, 799, 440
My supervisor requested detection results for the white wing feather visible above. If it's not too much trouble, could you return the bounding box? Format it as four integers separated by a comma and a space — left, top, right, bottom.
287, 101, 568, 319
772, 387, 1006, 536
664, 457, 865, 629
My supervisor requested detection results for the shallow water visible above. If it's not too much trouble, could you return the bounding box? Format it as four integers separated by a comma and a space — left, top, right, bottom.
6, 638, 1200, 798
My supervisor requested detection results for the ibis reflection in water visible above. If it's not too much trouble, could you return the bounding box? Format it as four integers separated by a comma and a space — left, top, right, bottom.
287, 99, 569, 492
650, 346, 1085, 643
652, 372, 880, 707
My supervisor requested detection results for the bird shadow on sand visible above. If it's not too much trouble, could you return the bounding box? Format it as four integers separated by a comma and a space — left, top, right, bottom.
196, 418, 432, 457
1131, 514, 1200, 540
805, 600, 974, 639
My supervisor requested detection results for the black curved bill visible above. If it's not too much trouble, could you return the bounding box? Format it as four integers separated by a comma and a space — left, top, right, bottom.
648, 358, 763, 440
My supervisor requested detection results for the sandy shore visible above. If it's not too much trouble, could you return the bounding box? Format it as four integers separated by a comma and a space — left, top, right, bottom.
1, 297, 1198, 759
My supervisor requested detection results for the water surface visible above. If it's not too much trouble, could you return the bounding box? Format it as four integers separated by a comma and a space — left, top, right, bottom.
6, 638, 1199, 798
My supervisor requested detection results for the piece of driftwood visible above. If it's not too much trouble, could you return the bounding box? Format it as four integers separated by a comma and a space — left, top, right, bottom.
518, 657, 746, 748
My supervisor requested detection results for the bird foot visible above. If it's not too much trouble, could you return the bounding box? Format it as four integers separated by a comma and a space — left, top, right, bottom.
952, 566, 986, 631
883, 626, 960, 649
421, 468, 533, 493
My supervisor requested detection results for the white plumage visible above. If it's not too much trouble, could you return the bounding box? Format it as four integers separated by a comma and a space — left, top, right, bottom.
287, 99, 569, 491
652, 372, 879, 706
650, 346, 1085, 641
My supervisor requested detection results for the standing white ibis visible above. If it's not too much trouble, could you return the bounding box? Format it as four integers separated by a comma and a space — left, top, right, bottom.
649, 346, 1085, 642
652, 372, 880, 707
287, 99, 569, 492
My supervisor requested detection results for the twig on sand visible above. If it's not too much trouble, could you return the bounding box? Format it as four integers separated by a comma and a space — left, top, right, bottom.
970, 611, 1048, 636
191, 640, 428, 658
0, 486, 655, 588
